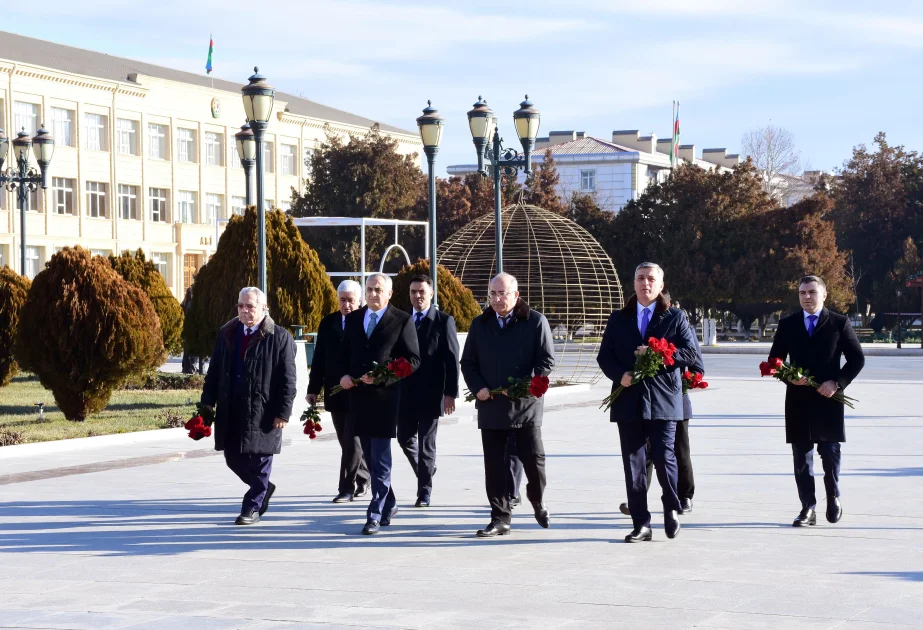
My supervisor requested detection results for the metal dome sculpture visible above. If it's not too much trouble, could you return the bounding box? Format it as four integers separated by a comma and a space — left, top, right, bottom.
438, 203, 623, 384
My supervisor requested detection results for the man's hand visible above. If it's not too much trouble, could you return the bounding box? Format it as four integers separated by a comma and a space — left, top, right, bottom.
305, 393, 318, 405
620, 372, 633, 388
817, 380, 838, 398
476, 388, 492, 401
792, 376, 809, 386
339, 375, 357, 390
273, 417, 288, 429
359, 372, 376, 385
443, 395, 456, 415
635, 345, 648, 355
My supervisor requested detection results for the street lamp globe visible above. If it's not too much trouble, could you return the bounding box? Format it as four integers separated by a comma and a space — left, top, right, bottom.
513, 95, 540, 173
467, 96, 493, 172
12, 128, 32, 163
31, 126, 55, 165
416, 100, 445, 151
235, 122, 256, 162
241, 67, 275, 125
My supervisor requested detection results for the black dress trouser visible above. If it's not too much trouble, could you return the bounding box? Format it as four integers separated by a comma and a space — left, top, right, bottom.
482, 426, 546, 524
331, 411, 370, 495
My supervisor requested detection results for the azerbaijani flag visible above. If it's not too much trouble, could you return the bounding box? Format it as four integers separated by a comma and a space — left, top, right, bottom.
205, 35, 214, 74
671, 100, 680, 167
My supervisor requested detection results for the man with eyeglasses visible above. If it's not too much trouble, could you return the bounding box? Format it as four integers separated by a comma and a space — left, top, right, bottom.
200, 287, 296, 525
337, 274, 421, 535
461, 272, 555, 538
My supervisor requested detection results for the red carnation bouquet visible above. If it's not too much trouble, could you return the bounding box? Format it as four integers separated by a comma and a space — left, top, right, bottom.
759, 357, 858, 409
301, 405, 323, 440
600, 337, 677, 412
184, 403, 214, 440
328, 357, 414, 397
682, 371, 708, 394
464, 374, 550, 402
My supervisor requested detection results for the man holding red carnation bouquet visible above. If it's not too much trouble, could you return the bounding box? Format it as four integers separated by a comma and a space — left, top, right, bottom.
767, 275, 864, 527
597, 263, 700, 543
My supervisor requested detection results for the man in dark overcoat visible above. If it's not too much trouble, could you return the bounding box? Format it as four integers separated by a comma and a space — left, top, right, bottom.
768, 275, 865, 526
337, 273, 421, 535
461, 272, 555, 538
397, 274, 460, 507
201, 287, 296, 525
307, 279, 370, 503
597, 263, 699, 543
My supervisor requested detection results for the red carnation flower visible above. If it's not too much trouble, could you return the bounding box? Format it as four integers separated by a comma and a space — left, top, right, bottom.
759, 361, 775, 377
309, 433, 317, 440
769, 357, 784, 369
529, 375, 550, 398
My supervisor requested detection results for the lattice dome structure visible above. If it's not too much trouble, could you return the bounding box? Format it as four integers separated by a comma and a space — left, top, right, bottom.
438, 203, 623, 384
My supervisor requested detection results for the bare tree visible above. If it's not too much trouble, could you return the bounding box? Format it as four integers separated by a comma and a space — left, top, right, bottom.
741, 124, 802, 203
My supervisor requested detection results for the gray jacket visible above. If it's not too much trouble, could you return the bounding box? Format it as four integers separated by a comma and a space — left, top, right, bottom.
461, 300, 555, 430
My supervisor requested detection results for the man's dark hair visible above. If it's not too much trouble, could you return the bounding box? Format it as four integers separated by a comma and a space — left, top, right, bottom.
410, 274, 433, 287
799, 275, 826, 289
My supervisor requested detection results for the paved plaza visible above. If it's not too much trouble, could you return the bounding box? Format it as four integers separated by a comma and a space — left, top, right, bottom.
1, 356, 922, 629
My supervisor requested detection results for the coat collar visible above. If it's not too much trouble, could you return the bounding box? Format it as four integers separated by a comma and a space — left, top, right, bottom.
620, 294, 669, 318
220, 315, 275, 346
482, 298, 531, 323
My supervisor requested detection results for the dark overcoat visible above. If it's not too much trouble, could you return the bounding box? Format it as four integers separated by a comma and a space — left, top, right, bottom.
307, 311, 349, 414
460, 299, 555, 430
201, 315, 297, 455
399, 308, 460, 422
768, 308, 865, 443
337, 305, 421, 439
680, 332, 706, 420
596, 294, 700, 423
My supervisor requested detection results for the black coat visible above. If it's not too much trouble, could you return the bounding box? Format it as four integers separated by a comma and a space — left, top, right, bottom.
596, 295, 700, 423
768, 308, 865, 443
337, 305, 421, 439
680, 332, 705, 420
460, 299, 555, 430
307, 311, 349, 414
399, 308, 460, 422
201, 316, 297, 455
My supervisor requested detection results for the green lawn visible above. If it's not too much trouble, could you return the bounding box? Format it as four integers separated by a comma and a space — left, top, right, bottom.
0, 373, 198, 445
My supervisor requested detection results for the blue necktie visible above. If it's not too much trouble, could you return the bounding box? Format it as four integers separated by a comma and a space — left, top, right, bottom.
366, 312, 378, 338
807, 314, 817, 337
415, 312, 423, 329
639, 308, 651, 339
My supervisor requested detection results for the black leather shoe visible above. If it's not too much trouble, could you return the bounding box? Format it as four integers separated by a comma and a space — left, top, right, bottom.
361, 519, 380, 535
680, 498, 693, 515
235, 510, 260, 526
509, 495, 522, 508
354, 484, 369, 498
476, 520, 511, 537
664, 510, 681, 539
793, 508, 817, 527
381, 506, 398, 527
624, 526, 652, 542
259, 482, 276, 517
533, 502, 550, 528
826, 499, 842, 524
619, 502, 631, 516
332, 492, 353, 503
415, 497, 430, 508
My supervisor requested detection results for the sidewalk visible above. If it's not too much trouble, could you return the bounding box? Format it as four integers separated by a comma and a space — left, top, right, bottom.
700, 341, 923, 356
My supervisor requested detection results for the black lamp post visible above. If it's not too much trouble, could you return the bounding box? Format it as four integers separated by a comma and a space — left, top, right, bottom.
241, 67, 275, 293
235, 122, 256, 206
896, 288, 903, 349
467, 95, 540, 273
0, 125, 55, 276
416, 100, 445, 308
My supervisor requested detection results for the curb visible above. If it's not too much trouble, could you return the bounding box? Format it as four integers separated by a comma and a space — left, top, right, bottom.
701, 346, 923, 356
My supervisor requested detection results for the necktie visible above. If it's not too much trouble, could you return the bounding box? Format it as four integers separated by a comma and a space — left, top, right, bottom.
239, 328, 251, 360
500, 314, 512, 329
807, 314, 817, 337
639, 308, 651, 339
366, 311, 378, 338
415, 312, 424, 329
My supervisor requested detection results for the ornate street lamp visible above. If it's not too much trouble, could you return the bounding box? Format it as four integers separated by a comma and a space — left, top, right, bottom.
467, 95, 540, 273
235, 122, 256, 206
416, 100, 445, 308
241, 67, 275, 293
0, 125, 55, 276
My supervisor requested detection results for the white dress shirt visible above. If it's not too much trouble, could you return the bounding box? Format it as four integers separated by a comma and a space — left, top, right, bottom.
637, 301, 655, 337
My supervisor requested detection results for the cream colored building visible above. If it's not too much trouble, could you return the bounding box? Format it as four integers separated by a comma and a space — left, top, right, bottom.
0, 31, 421, 295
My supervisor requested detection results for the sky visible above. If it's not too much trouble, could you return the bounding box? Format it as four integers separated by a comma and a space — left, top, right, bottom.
6, 0, 923, 176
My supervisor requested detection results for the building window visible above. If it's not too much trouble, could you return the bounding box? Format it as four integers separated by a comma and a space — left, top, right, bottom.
205, 132, 224, 167
86, 181, 108, 218
22, 189, 42, 213
231, 196, 247, 216
152, 252, 170, 280
148, 124, 168, 159
279, 200, 292, 212
263, 142, 274, 173
52, 177, 76, 215
84, 114, 108, 151
265, 199, 274, 210
116, 119, 139, 155
177, 128, 196, 163
281, 144, 296, 176
149, 188, 169, 222
580, 169, 596, 191
90, 249, 111, 258
14, 102, 39, 136
118, 185, 139, 220
177, 191, 196, 223
51, 108, 75, 147
25, 246, 41, 279
0, 244, 6, 268
205, 193, 223, 225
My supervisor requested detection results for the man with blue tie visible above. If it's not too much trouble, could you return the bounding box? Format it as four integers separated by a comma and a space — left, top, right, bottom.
768, 275, 864, 527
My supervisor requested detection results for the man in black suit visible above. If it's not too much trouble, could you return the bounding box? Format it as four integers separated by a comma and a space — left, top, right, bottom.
307, 279, 370, 503
337, 273, 421, 535
768, 275, 865, 527
397, 274, 460, 508
597, 263, 699, 543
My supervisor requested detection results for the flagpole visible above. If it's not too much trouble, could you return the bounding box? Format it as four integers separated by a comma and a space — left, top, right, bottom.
670, 100, 675, 170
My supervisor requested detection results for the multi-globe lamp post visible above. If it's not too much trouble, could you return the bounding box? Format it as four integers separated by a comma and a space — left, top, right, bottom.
0, 125, 55, 276
466, 95, 540, 273
234, 122, 256, 206
416, 101, 445, 308
240, 67, 275, 293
